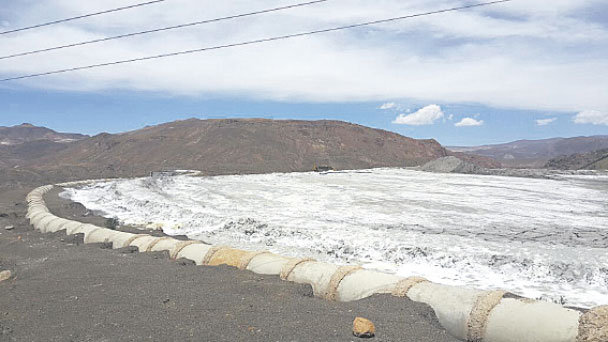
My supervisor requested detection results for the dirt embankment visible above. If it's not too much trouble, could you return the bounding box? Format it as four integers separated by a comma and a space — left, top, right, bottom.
0, 184, 458, 342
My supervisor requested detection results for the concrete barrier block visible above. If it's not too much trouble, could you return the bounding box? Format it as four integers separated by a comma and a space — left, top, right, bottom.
484, 298, 581, 342
407, 282, 485, 341
149, 237, 181, 253
108, 232, 141, 249
28, 210, 49, 223
84, 228, 123, 245
28, 207, 49, 217
28, 205, 47, 211
176, 243, 213, 265
40, 217, 64, 233
246, 253, 290, 275
238, 251, 271, 270
71, 224, 101, 236
44, 218, 72, 233
169, 241, 203, 259
29, 212, 51, 227
337, 269, 402, 302
129, 235, 160, 251
64, 222, 87, 235
288, 261, 341, 297
207, 248, 250, 268
35, 215, 58, 231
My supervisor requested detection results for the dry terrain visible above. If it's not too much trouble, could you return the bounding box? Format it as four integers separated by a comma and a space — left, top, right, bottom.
449, 135, 608, 168
0, 119, 498, 184
0, 183, 458, 342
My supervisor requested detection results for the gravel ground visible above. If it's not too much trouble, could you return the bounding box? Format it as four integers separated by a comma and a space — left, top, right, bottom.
0, 184, 458, 342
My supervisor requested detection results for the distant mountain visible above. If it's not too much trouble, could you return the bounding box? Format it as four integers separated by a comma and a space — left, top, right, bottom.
546, 149, 608, 170
0, 140, 70, 168
0, 123, 88, 145
448, 136, 608, 168
5, 118, 476, 182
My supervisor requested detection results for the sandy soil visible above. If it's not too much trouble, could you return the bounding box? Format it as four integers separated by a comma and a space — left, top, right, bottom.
0, 184, 458, 342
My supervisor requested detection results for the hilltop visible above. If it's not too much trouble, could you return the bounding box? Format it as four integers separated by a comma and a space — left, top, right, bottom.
546, 149, 608, 170
1, 119, 498, 184
449, 136, 608, 168
0, 123, 87, 145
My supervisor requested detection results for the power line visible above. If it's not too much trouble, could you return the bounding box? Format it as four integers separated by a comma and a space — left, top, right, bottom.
1, 0, 514, 82
0, 0, 329, 60
0, 0, 167, 35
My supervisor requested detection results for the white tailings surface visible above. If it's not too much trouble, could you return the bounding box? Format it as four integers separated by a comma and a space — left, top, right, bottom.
59, 169, 608, 308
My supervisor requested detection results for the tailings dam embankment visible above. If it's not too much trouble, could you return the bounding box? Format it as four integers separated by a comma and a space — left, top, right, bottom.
60, 169, 608, 309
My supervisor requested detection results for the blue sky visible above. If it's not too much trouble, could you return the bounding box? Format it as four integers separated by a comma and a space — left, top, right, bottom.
1, 0, 607, 146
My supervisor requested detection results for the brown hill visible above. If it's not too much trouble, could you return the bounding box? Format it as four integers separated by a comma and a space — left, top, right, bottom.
546, 149, 608, 170
25, 119, 452, 178
449, 136, 608, 168
0, 140, 70, 168
1, 119, 503, 185
0, 123, 88, 145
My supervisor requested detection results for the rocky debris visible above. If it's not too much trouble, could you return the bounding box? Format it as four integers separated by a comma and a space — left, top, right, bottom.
353, 317, 376, 338
546, 148, 608, 170
577, 306, 608, 342
421, 156, 481, 174
0, 270, 12, 282
420, 156, 608, 179
0, 322, 13, 336
448, 135, 608, 168
4, 225, 14, 230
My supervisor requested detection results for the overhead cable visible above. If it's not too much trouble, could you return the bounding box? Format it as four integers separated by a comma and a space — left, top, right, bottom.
0, 0, 514, 82
0, 0, 167, 35
0, 0, 329, 60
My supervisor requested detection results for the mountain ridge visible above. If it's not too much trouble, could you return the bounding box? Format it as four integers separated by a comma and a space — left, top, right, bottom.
448, 135, 608, 168
0, 123, 88, 145
1, 118, 497, 184
546, 149, 608, 170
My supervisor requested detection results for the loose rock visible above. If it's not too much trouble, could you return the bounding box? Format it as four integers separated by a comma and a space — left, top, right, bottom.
4, 226, 14, 231
577, 305, 608, 342
353, 317, 375, 338
0, 270, 12, 282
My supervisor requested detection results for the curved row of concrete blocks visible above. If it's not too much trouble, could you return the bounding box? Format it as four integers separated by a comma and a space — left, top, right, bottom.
26, 183, 607, 342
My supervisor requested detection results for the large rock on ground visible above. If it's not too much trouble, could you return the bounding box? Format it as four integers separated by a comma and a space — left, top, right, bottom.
353, 317, 376, 338
421, 156, 482, 174
0, 270, 12, 282
577, 306, 608, 342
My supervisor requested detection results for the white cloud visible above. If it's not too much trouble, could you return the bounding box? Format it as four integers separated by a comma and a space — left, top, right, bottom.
379, 102, 397, 110
447, 114, 454, 121
0, 1, 606, 114
536, 117, 557, 126
393, 104, 443, 125
455, 117, 484, 127
574, 110, 608, 126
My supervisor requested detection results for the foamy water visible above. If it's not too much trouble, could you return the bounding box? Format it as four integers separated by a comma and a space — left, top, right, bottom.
60, 169, 608, 308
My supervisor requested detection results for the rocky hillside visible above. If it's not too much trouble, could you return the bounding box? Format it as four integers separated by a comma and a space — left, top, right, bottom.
449, 136, 608, 168
546, 149, 608, 170
0, 123, 87, 145
12, 118, 477, 181
0, 140, 70, 169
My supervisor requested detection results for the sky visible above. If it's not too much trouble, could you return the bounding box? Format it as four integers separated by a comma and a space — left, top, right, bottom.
0, 0, 607, 146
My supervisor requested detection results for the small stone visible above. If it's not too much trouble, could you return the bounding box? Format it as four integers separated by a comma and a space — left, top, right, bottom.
0, 270, 12, 282
578, 305, 608, 342
353, 317, 375, 338
4, 226, 13, 230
